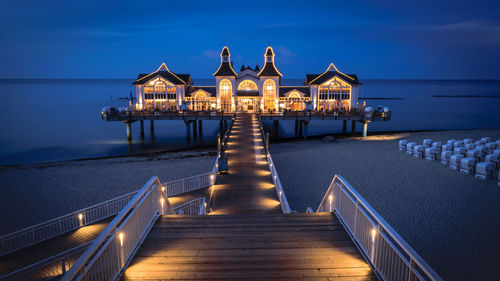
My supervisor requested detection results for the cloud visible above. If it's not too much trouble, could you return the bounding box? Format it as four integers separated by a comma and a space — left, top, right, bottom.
203, 49, 220, 59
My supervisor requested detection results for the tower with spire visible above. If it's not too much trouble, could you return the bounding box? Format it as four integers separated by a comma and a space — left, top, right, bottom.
257, 46, 282, 111
213, 46, 238, 111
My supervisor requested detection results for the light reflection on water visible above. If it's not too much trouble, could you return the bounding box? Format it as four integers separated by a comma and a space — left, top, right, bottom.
0, 78, 499, 165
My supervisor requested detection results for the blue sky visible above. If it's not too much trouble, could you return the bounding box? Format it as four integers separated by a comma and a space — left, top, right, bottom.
1, 0, 499, 79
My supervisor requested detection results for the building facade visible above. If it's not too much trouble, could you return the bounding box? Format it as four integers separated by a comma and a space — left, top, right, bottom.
133, 46, 361, 112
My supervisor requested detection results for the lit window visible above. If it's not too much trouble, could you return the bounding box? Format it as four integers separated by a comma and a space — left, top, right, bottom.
263, 79, 276, 111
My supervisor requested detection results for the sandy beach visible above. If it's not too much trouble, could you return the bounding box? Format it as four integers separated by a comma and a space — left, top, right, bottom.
1, 129, 499, 280
271, 129, 500, 281
0, 149, 216, 235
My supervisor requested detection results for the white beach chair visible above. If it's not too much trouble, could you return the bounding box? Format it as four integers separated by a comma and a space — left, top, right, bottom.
413, 145, 424, 158
475, 162, 495, 180
496, 140, 500, 146
481, 137, 491, 143
460, 157, 476, 174
423, 139, 432, 148
431, 142, 443, 155
406, 142, 416, 156
463, 138, 474, 145
494, 149, 500, 155
474, 140, 484, 146
453, 140, 464, 148
447, 139, 456, 149
485, 154, 499, 169
449, 154, 464, 170
453, 147, 466, 156
425, 147, 437, 160
399, 140, 408, 152
442, 144, 453, 152
486, 142, 497, 153
475, 145, 488, 160
465, 143, 475, 151
467, 149, 481, 163
441, 151, 452, 166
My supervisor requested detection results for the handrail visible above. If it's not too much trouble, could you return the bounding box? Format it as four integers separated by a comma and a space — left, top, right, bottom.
316, 174, 443, 281
0, 241, 92, 281
256, 114, 291, 214
61, 176, 172, 281
0, 191, 138, 257
163, 172, 214, 197
173, 197, 207, 215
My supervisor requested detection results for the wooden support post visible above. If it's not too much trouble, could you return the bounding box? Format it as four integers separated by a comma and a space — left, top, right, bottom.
126, 122, 132, 141
224, 120, 228, 133
193, 120, 197, 139
140, 120, 144, 137
185, 120, 191, 141
298, 120, 303, 137
294, 120, 299, 136
363, 121, 368, 138
150, 120, 155, 134
219, 120, 223, 135
198, 120, 203, 136
303, 121, 309, 140
351, 120, 356, 133
342, 120, 347, 134
272, 120, 279, 139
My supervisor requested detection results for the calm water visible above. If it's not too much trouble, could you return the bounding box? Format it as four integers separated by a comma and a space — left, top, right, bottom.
0, 79, 499, 165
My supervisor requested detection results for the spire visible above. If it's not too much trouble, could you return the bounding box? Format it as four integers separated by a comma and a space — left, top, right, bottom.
213, 46, 238, 76
240, 64, 246, 72
326, 63, 339, 72
257, 46, 282, 77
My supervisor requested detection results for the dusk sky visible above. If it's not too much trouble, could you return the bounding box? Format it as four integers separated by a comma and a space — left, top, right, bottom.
1, 0, 500, 79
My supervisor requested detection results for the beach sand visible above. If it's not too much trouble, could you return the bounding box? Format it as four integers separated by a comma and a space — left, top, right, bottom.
271, 129, 500, 281
0, 149, 216, 235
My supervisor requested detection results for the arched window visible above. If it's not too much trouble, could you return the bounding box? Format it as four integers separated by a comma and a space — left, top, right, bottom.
193, 91, 209, 111
143, 77, 177, 111
263, 79, 276, 111
238, 80, 258, 91
219, 79, 232, 111
318, 78, 351, 111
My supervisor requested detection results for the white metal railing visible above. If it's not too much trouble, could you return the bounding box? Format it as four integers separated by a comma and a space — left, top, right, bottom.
256, 115, 291, 214
173, 198, 207, 215
315, 174, 443, 281
164, 172, 214, 197
1, 241, 92, 281
0, 191, 138, 257
60, 176, 174, 281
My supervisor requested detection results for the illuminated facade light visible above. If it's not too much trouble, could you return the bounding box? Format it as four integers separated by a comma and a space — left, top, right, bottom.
119, 232, 124, 247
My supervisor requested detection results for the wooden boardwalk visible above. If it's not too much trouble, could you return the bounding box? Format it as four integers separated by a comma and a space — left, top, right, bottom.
123, 213, 375, 280
209, 113, 281, 214
123, 113, 376, 280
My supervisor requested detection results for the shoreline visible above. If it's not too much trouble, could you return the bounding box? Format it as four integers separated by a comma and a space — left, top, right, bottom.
3, 127, 500, 169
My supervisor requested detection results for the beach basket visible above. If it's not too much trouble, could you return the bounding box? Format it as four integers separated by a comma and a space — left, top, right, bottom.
475, 145, 488, 160
453, 140, 464, 148
475, 162, 495, 180
481, 137, 491, 143
463, 138, 474, 145
425, 147, 437, 160
460, 157, 476, 174
467, 149, 481, 163
486, 142, 497, 153
399, 140, 408, 152
485, 154, 499, 169
441, 151, 452, 166
449, 154, 464, 170
406, 142, 416, 156
442, 144, 453, 152
423, 139, 432, 148
465, 143, 475, 151
447, 139, 456, 148
453, 147, 466, 156
413, 145, 424, 158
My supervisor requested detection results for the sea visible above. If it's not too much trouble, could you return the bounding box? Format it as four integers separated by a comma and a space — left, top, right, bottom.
0, 79, 499, 165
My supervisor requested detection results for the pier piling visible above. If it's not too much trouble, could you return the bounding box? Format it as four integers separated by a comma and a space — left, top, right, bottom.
272, 120, 279, 139
219, 120, 223, 135
126, 122, 132, 141
342, 120, 347, 134
185, 120, 191, 141
140, 120, 144, 137
363, 121, 368, 138
303, 121, 309, 140
198, 120, 203, 136
298, 120, 303, 137
193, 120, 197, 139
150, 120, 155, 135
294, 120, 299, 136
351, 120, 356, 133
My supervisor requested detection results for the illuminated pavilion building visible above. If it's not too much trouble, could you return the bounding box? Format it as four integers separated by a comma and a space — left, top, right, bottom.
133, 46, 361, 112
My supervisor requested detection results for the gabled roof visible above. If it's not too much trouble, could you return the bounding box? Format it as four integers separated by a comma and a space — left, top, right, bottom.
305, 63, 361, 85
279, 86, 310, 97
188, 86, 216, 96
133, 63, 191, 85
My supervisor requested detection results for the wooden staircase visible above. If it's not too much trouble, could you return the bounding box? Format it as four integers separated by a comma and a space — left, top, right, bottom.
123, 213, 376, 280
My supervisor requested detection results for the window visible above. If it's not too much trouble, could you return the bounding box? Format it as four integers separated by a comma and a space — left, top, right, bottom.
143, 77, 177, 111
263, 79, 276, 111
237, 80, 258, 91
219, 79, 232, 111
318, 78, 351, 111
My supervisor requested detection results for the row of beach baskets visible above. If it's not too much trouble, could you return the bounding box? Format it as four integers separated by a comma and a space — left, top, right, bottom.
399, 137, 500, 186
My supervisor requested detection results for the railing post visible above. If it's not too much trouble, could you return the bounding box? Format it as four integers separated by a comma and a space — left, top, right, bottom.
61, 258, 66, 274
